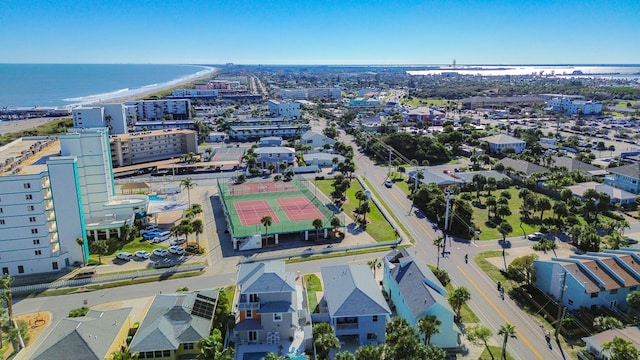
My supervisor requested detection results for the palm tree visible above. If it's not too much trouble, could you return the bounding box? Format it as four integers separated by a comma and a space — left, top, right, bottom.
180, 178, 197, 208
186, 203, 202, 218
368, 258, 382, 278
447, 286, 471, 323
92, 239, 109, 265
191, 219, 203, 248
0, 274, 16, 340
498, 221, 513, 243
467, 325, 494, 359
179, 219, 193, 242
433, 236, 444, 268
417, 315, 441, 345
312, 218, 324, 241
261, 215, 273, 235
498, 323, 517, 360
110, 350, 139, 360
313, 322, 340, 360
76, 237, 86, 266
196, 329, 234, 360
602, 336, 640, 359
536, 197, 552, 223
330, 216, 341, 232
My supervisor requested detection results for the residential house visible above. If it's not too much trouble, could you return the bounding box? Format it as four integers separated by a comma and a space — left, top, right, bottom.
233, 261, 305, 356
550, 156, 605, 177
320, 264, 391, 345
452, 170, 511, 190
405, 107, 445, 123
31, 308, 132, 360
259, 136, 283, 147
303, 153, 344, 168
582, 326, 640, 359
535, 249, 640, 311
566, 182, 636, 205
479, 134, 527, 154
407, 168, 464, 188
129, 290, 218, 360
604, 163, 640, 194
300, 130, 336, 149
253, 147, 296, 170
382, 249, 460, 348
496, 158, 548, 178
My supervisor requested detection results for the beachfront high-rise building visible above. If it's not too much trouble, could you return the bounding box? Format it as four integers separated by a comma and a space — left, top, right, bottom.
0, 128, 148, 276
72, 103, 128, 134
125, 99, 192, 122
110, 129, 198, 167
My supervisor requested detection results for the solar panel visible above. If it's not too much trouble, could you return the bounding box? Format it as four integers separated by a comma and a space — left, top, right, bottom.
196, 293, 216, 303
191, 299, 215, 320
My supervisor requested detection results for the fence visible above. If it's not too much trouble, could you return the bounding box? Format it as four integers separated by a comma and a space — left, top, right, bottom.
11, 264, 205, 296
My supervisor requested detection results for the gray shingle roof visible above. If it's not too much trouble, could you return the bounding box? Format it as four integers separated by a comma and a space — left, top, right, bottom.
32, 308, 132, 360
479, 134, 526, 145
551, 156, 600, 172
497, 158, 548, 176
321, 264, 391, 318
608, 163, 640, 179
237, 261, 296, 294
129, 290, 218, 353
384, 249, 452, 319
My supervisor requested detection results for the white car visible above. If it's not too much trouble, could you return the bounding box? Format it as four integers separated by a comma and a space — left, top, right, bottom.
384, 179, 393, 188
116, 252, 132, 261
170, 237, 187, 246
152, 248, 168, 257
134, 250, 151, 259
168, 245, 185, 255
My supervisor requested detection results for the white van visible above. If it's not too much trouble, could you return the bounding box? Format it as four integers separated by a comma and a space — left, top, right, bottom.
152, 231, 171, 243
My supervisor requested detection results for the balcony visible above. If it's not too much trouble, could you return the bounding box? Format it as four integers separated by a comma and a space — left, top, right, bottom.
237, 301, 260, 311
43, 189, 52, 200
336, 322, 359, 331
45, 200, 54, 211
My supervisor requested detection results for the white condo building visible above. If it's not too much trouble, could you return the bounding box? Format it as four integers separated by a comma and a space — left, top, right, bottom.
268, 99, 301, 119
0, 128, 148, 276
125, 99, 192, 122
547, 97, 602, 115
110, 129, 198, 167
72, 103, 129, 134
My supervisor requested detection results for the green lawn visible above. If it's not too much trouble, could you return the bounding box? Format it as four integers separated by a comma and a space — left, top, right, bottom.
315, 179, 397, 242
363, 178, 415, 243
470, 187, 552, 240
399, 97, 462, 109
304, 274, 322, 313
88, 237, 168, 263
479, 345, 514, 360
445, 282, 480, 323
614, 101, 639, 108
0, 118, 73, 146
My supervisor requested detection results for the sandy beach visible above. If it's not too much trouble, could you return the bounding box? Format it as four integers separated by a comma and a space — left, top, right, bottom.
0, 67, 218, 135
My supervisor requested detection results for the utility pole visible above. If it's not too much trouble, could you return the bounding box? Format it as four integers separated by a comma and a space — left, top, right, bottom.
555, 271, 567, 340
388, 146, 392, 178
444, 188, 455, 247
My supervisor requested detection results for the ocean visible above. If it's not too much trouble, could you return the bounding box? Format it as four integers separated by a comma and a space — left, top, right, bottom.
0, 64, 215, 108
407, 64, 640, 79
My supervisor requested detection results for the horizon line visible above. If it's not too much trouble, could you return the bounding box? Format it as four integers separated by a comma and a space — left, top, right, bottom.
1, 62, 639, 67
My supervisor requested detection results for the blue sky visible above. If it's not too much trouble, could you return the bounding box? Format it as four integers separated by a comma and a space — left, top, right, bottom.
1, 0, 638, 65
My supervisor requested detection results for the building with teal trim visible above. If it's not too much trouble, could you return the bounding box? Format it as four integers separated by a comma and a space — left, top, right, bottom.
0, 128, 148, 276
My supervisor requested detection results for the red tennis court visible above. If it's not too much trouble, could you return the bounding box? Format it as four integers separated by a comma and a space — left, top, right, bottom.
234, 200, 279, 226
277, 197, 324, 222
228, 181, 299, 195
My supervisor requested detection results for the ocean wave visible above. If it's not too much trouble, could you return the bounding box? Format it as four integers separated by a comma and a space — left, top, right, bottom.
62, 66, 217, 107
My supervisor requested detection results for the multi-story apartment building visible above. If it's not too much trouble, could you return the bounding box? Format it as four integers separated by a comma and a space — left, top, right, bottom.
279, 87, 341, 100
268, 99, 301, 119
125, 99, 192, 122
547, 97, 602, 115
228, 117, 310, 141
171, 89, 219, 98
109, 129, 198, 167
72, 103, 129, 134
0, 128, 147, 276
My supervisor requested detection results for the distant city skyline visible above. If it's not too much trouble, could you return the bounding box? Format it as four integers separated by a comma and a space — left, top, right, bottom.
1, 0, 638, 65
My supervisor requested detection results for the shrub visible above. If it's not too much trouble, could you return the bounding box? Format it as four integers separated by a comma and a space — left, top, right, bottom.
69, 306, 90, 318
185, 244, 204, 254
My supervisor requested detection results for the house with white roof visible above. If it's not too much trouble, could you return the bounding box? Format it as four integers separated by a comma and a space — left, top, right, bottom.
253, 147, 296, 170
300, 130, 335, 149
480, 134, 526, 154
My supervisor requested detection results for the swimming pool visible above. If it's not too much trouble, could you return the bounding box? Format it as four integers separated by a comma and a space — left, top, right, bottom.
148, 195, 165, 201
242, 352, 267, 360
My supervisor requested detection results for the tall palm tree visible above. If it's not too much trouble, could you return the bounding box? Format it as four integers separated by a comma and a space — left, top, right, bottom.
196, 329, 234, 360
261, 215, 273, 235
498, 323, 517, 360
186, 203, 202, 218
417, 315, 441, 345
76, 237, 86, 266
0, 275, 15, 331
191, 219, 203, 248
433, 236, 444, 269
312, 218, 324, 241
180, 178, 197, 208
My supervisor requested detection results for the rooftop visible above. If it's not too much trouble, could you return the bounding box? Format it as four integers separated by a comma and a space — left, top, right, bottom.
0, 137, 60, 176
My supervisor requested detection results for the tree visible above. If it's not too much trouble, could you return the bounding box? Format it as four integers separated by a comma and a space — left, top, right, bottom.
498, 221, 513, 243
260, 215, 273, 235
196, 329, 234, 360
312, 218, 324, 241
602, 336, 640, 360
433, 236, 444, 269
507, 254, 538, 284
627, 291, 640, 311
0, 275, 15, 331
498, 323, 517, 360
447, 286, 471, 323
92, 239, 110, 265
76, 237, 86, 266
424, 345, 446, 360
313, 322, 340, 360
536, 197, 552, 223
593, 316, 624, 332
472, 174, 486, 199
335, 352, 355, 360
180, 178, 197, 208
330, 216, 342, 232
186, 203, 203, 218
417, 315, 441, 345
354, 345, 383, 360
368, 258, 382, 278
467, 325, 494, 359
385, 317, 427, 359
263, 353, 279, 360
110, 351, 138, 360
191, 218, 203, 248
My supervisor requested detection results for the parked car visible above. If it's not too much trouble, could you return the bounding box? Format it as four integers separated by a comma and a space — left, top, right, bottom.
134, 250, 150, 259
384, 179, 393, 188
170, 237, 187, 246
116, 252, 133, 261
142, 231, 161, 240
140, 225, 159, 235
168, 245, 185, 255
152, 248, 169, 257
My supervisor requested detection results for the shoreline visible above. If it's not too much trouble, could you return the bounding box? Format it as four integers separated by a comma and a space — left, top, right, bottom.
0, 67, 219, 135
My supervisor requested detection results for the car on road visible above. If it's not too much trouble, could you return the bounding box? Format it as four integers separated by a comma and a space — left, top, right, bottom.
168, 245, 185, 255
527, 232, 545, 241
625, 237, 639, 245
384, 179, 393, 188
170, 237, 187, 246
116, 252, 132, 261
152, 248, 168, 257
134, 250, 150, 259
